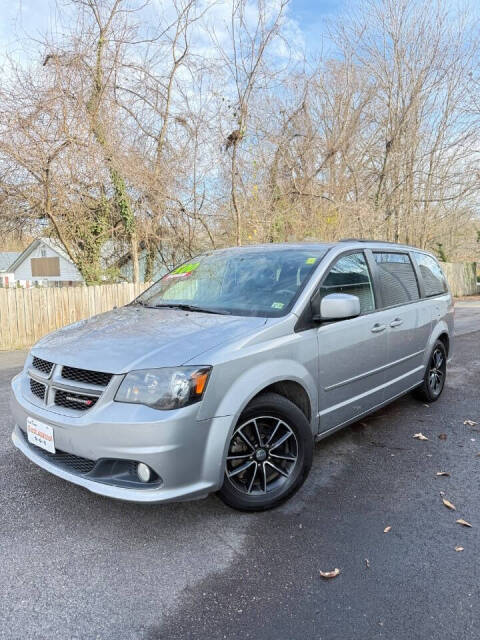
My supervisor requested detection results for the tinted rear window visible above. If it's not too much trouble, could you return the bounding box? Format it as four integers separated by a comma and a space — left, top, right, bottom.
374, 252, 419, 307
413, 253, 448, 296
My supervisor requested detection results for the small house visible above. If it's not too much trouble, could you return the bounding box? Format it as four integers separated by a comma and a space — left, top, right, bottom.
0, 238, 83, 287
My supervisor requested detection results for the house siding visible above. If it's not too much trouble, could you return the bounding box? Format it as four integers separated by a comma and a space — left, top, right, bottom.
13, 243, 83, 283
120, 251, 168, 283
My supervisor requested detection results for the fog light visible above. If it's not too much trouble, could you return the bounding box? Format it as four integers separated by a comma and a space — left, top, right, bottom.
137, 462, 151, 483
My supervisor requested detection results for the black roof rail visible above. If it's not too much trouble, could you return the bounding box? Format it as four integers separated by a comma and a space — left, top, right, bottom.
339, 238, 394, 244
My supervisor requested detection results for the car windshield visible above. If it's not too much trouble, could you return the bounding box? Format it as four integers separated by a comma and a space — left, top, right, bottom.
135, 247, 328, 317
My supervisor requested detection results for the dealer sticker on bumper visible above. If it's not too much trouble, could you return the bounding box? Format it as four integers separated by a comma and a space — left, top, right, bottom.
27, 417, 55, 454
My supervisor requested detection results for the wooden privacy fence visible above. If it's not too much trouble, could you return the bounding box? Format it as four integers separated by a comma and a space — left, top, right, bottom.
0, 261, 477, 351
0, 283, 150, 351
442, 262, 477, 297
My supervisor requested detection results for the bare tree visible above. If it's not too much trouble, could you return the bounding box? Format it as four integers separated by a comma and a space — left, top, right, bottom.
1, 0, 479, 279
211, 0, 288, 245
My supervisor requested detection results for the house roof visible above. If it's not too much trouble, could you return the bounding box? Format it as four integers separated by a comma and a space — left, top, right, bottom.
8, 237, 75, 273
40, 237, 72, 262
0, 252, 21, 272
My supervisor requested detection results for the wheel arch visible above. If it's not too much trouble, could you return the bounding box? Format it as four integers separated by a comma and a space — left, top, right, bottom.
437, 331, 450, 356
424, 322, 451, 368
201, 358, 318, 429
249, 380, 312, 422
200, 360, 318, 488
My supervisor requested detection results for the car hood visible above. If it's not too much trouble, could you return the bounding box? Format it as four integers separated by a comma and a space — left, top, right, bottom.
31, 306, 267, 373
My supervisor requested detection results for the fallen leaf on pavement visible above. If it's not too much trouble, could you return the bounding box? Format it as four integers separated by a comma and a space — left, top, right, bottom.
455, 546, 464, 552
384, 526, 392, 533
438, 434, 447, 440
436, 472, 451, 477
464, 420, 478, 426
442, 498, 456, 510
320, 568, 340, 579
456, 519, 472, 528
413, 433, 428, 440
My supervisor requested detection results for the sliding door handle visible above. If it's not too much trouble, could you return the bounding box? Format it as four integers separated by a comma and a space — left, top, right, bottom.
371, 323, 386, 333
390, 318, 403, 328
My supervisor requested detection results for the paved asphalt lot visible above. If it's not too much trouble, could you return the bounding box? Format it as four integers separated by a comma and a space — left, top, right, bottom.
1, 303, 479, 640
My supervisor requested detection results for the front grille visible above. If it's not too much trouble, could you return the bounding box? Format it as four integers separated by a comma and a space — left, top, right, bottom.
61, 366, 112, 387
21, 430, 95, 473
32, 356, 54, 376
54, 389, 99, 411
30, 378, 46, 400
27, 361, 110, 412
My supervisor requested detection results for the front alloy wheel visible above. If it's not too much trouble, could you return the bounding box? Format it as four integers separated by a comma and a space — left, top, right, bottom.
226, 416, 298, 495
218, 392, 313, 511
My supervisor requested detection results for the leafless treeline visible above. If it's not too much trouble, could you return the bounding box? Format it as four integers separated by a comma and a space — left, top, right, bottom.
0, 0, 479, 283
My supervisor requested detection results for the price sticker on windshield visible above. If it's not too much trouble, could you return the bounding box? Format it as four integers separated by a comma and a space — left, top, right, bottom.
165, 262, 200, 279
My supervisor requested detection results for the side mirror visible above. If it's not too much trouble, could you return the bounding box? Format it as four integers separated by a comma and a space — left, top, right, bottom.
314, 293, 360, 322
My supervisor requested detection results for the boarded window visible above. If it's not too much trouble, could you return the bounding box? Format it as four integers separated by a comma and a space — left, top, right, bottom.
374, 252, 419, 307
31, 257, 60, 277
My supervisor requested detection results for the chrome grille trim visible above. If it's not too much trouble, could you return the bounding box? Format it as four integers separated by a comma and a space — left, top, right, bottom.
50, 378, 103, 396
61, 366, 112, 387
28, 370, 102, 395
27, 361, 113, 412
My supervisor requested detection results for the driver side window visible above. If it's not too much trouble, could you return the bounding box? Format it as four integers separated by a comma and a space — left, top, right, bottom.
319, 252, 375, 315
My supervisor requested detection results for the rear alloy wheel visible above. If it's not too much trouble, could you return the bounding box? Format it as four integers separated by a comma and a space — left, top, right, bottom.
218, 392, 313, 511
413, 340, 447, 403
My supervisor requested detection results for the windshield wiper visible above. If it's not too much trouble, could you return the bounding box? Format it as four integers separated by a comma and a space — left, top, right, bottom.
154, 303, 231, 315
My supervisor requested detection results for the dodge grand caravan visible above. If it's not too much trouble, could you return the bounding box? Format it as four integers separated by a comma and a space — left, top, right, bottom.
10, 240, 453, 511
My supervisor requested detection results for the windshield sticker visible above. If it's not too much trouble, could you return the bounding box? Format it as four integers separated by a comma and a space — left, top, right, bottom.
171, 262, 200, 275
165, 262, 200, 278
305, 257, 316, 264
271, 302, 285, 309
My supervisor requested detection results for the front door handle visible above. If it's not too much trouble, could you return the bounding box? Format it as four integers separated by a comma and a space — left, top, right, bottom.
390, 318, 403, 328
371, 323, 386, 333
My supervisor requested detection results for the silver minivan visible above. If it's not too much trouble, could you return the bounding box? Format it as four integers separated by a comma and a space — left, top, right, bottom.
10, 240, 453, 511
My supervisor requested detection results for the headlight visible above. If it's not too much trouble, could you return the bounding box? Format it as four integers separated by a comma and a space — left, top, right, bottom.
115, 367, 211, 410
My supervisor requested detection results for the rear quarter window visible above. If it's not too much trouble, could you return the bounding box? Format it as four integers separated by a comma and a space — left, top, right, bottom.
413, 253, 448, 297
374, 252, 419, 307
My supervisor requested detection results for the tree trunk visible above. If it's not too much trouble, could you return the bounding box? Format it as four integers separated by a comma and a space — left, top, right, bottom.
231, 141, 241, 246
144, 240, 156, 283
131, 232, 140, 283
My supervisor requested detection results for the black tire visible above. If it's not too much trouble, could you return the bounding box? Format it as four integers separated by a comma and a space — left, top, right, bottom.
218, 392, 313, 512
413, 340, 447, 403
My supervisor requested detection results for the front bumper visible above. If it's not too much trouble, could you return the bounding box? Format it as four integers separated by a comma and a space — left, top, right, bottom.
10, 374, 232, 503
